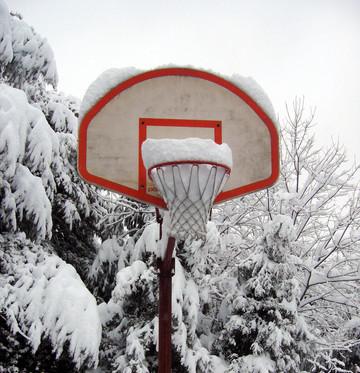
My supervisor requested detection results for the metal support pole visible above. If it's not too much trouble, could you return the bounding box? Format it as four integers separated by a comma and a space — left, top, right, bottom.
158, 236, 176, 373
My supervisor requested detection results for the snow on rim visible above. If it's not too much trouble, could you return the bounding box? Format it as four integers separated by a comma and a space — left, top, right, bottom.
141, 138, 233, 170
79, 65, 276, 123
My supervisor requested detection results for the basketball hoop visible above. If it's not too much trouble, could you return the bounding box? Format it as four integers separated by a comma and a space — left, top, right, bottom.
148, 161, 230, 240
142, 139, 232, 372
78, 67, 279, 373
142, 138, 232, 240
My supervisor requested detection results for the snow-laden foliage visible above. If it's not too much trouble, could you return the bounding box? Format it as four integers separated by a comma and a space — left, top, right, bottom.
0, 6, 57, 89
0, 0, 12, 65
48, 100, 78, 134
226, 354, 276, 373
342, 319, 360, 369
0, 65, 109, 373
215, 215, 313, 372
98, 220, 227, 373
0, 233, 101, 369
89, 236, 133, 302
0, 83, 57, 240
0, 82, 96, 244
0, 2, 114, 371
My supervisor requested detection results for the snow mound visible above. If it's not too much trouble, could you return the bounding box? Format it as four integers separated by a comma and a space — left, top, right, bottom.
142, 138, 233, 169
230, 73, 276, 124
79, 66, 276, 123
79, 67, 141, 120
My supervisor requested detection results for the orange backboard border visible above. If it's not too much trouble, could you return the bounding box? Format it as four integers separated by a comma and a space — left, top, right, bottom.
78, 67, 279, 208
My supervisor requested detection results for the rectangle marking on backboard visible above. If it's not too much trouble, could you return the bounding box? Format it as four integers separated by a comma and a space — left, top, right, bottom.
138, 118, 222, 197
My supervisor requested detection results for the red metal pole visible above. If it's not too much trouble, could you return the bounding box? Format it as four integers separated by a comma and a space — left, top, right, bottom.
158, 236, 175, 373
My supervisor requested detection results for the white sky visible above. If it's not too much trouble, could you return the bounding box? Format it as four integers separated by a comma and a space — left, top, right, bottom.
10, 0, 360, 161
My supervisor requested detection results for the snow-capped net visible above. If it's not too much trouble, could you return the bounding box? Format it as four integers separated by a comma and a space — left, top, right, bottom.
149, 162, 230, 240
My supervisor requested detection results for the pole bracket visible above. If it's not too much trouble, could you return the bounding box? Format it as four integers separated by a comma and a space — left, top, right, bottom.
157, 257, 175, 277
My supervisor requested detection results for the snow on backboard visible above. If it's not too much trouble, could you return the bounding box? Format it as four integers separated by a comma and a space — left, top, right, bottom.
78, 67, 279, 208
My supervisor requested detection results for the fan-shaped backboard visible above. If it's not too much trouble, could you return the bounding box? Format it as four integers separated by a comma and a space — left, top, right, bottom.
78, 68, 279, 208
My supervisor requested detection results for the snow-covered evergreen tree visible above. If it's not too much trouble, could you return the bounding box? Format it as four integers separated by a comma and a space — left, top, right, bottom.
0, 1, 109, 370
215, 215, 312, 372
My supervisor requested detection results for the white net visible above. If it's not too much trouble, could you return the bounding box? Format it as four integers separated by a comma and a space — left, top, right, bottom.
150, 163, 230, 240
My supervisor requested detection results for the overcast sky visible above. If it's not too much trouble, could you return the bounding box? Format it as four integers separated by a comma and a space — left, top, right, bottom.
10, 0, 360, 161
